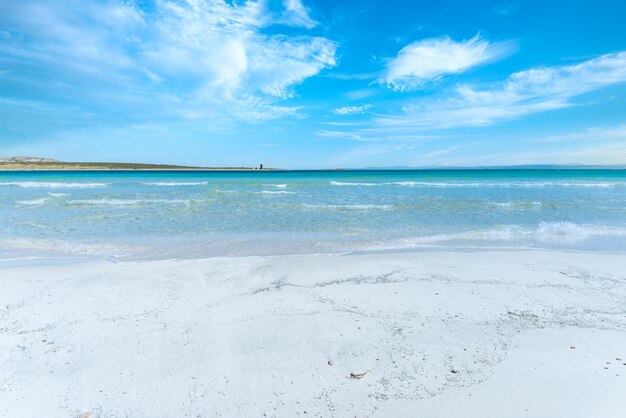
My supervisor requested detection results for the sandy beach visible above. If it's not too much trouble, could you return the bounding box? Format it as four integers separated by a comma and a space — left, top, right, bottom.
1, 250, 625, 417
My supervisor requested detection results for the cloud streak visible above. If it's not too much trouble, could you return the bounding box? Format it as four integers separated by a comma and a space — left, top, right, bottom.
318, 51, 626, 146
332, 104, 372, 115
377, 51, 626, 129
379, 35, 515, 91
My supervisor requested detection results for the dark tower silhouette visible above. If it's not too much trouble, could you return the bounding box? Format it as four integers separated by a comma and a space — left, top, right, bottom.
259, 164, 263, 170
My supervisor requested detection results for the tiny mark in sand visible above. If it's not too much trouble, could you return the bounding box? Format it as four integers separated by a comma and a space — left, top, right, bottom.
350, 371, 368, 379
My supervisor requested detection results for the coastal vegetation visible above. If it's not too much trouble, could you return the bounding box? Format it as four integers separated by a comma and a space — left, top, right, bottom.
0, 157, 272, 171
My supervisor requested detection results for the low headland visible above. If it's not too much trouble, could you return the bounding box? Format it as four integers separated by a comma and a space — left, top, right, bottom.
0, 156, 277, 171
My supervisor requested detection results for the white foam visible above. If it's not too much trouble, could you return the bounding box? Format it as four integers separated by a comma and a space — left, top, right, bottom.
67, 198, 192, 206
330, 181, 378, 186
0, 182, 109, 189
490, 202, 513, 208
257, 191, 296, 195
17, 198, 51, 205
365, 222, 626, 251
330, 180, 623, 188
534, 222, 626, 242
143, 182, 208, 186
264, 184, 288, 188
302, 203, 392, 210
488, 201, 542, 209
47, 192, 68, 197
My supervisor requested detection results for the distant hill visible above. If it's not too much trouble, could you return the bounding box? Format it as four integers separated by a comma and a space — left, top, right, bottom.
0, 156, 60, 163
0, 157, 275, 171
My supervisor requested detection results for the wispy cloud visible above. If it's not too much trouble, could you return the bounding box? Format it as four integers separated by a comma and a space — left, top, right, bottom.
332, 104, 372, 115
319, 51, 626, 144
0, 0, 337, 132
376, 51, 626, 129
278, 0, 318, 29
528, 124, 626, 143
444, 141, 626, 166
378, 34, 515, 91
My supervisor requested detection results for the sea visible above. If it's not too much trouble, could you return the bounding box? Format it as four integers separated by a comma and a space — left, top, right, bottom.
1, 169, 626, 263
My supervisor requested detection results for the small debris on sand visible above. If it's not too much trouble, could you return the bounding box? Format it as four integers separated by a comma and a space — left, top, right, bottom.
451, 369, 459, 374
327, 360, 335, 366
570, 346, 576, 349
350, 371, 368, 380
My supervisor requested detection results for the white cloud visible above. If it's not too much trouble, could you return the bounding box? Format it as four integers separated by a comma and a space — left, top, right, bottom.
332, 104, 372, 115
319, 52, 626, 145
379, 34, 514, 91
377, 51, 626, 129
144, 1, 335, 101
279, 0, 318, 29
0, 0, 336, 125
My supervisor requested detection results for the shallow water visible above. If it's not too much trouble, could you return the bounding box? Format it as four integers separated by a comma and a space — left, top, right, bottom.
1, 169, 625, 260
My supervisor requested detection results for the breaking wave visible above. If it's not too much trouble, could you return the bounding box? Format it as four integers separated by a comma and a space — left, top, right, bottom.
142, 182, 209, 186
0, 182, 109, 189
330, 181, 622, 188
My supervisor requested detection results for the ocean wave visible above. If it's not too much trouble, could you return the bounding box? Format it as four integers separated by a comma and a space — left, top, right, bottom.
488, 222, 626, 242
301, 203, 393, 210
0, 182, 109, 189
263, 184, 288, 188
47, 192, 68, 197
67, 198, 192, 206
330, 180, 623, 188
0, 237, 136, 258
365, 222, 626, 251
488, 201, 542, 209
330, 181, 379, 186
17, 198, 51, 205
257, 191, 296, 195
142, 182, 209, 186
534, 221, 626, 242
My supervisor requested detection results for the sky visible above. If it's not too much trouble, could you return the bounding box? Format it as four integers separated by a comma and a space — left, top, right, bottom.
1, 0, 626, 168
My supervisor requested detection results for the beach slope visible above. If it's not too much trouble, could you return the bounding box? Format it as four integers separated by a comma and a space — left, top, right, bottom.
1, 250, 625, 417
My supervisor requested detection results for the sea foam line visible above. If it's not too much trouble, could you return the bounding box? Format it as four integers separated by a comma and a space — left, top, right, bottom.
263, 184, 288, 188
301, 203, 393, 210
67, 198, 193, 206
142, 182, 209, 186
0, 182, 109, 189
365, 222, 626, 251
17, 198, 51, 205
330, 181, 622, 188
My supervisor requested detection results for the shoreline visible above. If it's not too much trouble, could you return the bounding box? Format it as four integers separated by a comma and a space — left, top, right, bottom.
2, 249, 625, 417
3, 239, 626, 269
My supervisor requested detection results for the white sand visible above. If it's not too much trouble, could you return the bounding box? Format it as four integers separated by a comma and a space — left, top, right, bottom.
1, 250, 625, 417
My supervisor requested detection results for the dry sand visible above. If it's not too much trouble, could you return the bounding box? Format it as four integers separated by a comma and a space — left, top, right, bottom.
1, 250, 625, 417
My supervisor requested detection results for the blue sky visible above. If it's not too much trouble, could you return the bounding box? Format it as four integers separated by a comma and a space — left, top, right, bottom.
1, 0, 626, 168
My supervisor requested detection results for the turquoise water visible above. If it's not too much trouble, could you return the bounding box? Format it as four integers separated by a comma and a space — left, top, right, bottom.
1, 169, 626, 260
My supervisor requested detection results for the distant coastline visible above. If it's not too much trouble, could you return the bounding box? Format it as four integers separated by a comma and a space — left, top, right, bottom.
0, 158, 279, 171
1, 156, 625, 171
